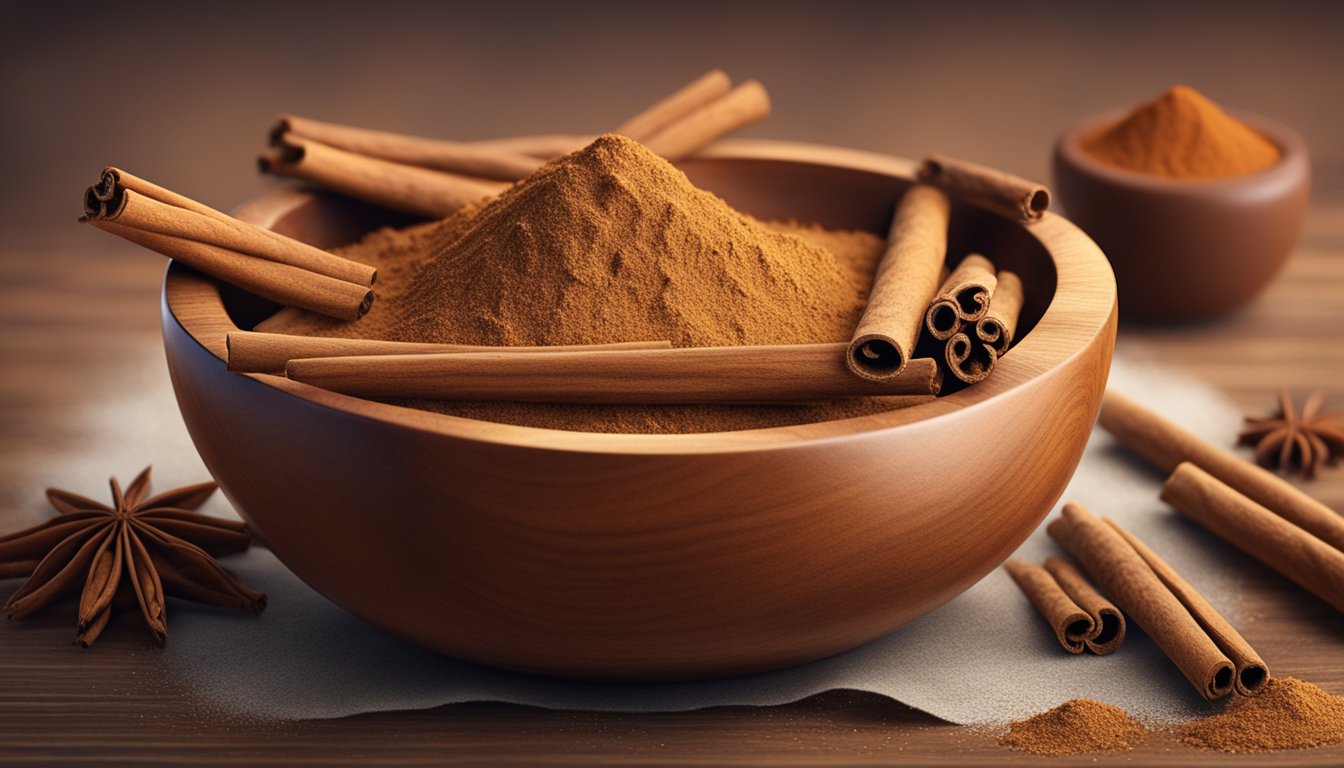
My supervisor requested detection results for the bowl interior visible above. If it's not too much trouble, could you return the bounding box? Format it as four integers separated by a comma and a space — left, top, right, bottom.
178, 140, 1113, 451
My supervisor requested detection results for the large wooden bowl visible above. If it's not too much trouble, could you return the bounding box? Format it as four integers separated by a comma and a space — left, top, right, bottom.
162, 140, 1116, 680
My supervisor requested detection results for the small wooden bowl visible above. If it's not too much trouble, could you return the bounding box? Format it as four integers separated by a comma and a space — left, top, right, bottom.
1053, 112, 1310, 322
162, 140, 1116, 680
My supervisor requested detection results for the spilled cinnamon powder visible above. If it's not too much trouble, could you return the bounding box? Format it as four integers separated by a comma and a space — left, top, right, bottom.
1082, 85, 1281, 180
1179, 677, 1344, 752
1000, 698, 1147, 756
262, 134, 896, 434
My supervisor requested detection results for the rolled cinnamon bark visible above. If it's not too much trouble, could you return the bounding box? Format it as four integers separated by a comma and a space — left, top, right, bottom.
1104, 516, 1268, 695
616, 69, 733, 141
1100, 391, 1344, 552
641, 80, 771, 161
1161, 462, 1344, 614
285, 343, 942, 404
976, 270, 1025, 356
917, 154, 1051, 222
846, 185, 950, 380
261, 134, 509, 218
1048, 502, 1235, 700
1004, 559, 1094, 654
90, 220, 372, 321
925, 254, 998, 340
272, 114, 545, 182
945, 332, 996, 385
1044, 556, 1125, 655
464, 134, 593, 159
226, 331, 672, 374
86, 167, 376, 288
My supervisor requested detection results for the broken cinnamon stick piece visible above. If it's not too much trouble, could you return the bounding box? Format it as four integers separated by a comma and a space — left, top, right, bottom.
1043, 556, 1125, 655
226, 331, 672, 374
925, 254, 998, 339
89, 220, 372, 321
976, 270, 1025, 356
641, 80, 771, 161
1004, 559, 1094, 654
1161, 462, 1344, 614
272, 114, 545, 182
1048, 502, 1235, 700
846, 185, 950, 380
1100, 391, 1344, 552
261, 134, 509, 218
918, 154, 1052, 221
1103, 517, 1268, 696
616, 69, 733, 141
285, 343, 942, 404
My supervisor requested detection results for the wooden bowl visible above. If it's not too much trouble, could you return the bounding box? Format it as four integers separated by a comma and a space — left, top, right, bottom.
162, 140, 1116, 680
1053, 111, 1310, 322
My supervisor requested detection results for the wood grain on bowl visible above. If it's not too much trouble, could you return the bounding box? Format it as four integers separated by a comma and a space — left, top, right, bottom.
161, 140, 1116, 680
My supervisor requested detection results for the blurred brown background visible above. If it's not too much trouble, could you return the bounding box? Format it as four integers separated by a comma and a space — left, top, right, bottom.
3, 0, 1343, 252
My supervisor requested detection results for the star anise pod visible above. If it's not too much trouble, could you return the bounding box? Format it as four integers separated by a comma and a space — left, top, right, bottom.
0, 467, 265, 646
1238, 390, 1344, 480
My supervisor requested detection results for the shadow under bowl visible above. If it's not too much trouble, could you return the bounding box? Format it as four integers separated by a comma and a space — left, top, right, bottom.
1053, 111, 1310, 323
161, 140, 1116, 681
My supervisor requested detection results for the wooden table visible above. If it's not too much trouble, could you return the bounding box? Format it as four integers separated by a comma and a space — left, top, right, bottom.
2, 172, 1343, 766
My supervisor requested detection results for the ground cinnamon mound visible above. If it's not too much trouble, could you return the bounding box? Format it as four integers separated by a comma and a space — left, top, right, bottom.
1179, 677, 1344, 752
1082, 85, 1280, 179
397, 134, 860, 348
263, 134, 896, 434
1000, 699, 1146, 756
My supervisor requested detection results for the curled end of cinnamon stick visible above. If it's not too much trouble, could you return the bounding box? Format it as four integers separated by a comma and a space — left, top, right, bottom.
1206, 662, 1236, 699
1085, 606, 1125, 655
946, 332, 996, 384
925, 299, 962, 341
81, 167, 127, 221
268, 115, 295, 147
846, 334, 906, 381
1026, 188, 1052, 218
357, 289, 374, 318
1238, 664, 1270, 696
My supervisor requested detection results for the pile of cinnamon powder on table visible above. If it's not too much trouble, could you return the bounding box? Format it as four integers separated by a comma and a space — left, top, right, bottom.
1179, 677, 1344, 752
1000, 698, 1147, 756
261, 134, 897, 434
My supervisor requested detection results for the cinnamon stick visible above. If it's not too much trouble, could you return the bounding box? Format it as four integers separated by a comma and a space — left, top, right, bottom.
226, 331, 672, 374
917, 154, 1051, 222
1104, 515, 1268, 695
925, 254, 998, 339
1161, 462, 1344, 614
284, 343, 942, 404
88, 171, 375, 287
1048, 502, 1235, 700
976, 270, 1025, 356
945, 331, 996, 385
90, 220, 372, 321
1044, 556, 1125, 655
1004, 559, 1094, 654
1100, 391, 1344, 552
260, 134, 509, 218
846, 185, 950, 380
640, 80, 771, 161
616, 69, 733, 141
273, 114, 545, 181
464, 134, 593, 159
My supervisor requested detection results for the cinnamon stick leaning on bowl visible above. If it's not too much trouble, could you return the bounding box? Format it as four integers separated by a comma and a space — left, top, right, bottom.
81, 168, 375, 320
263, 70, 771, 215
917, 154, 1052, 222
284, 343, 942, 404
226, 331, 672, 374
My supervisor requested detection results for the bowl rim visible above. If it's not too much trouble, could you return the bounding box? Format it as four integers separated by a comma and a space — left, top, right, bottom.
1055, 109, 1310, 193
163, 138, 1116, 455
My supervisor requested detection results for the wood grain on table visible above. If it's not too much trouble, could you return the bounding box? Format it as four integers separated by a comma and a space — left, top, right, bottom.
1, 184, 1343, 766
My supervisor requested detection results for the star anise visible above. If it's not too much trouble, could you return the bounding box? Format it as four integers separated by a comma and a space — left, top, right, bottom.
1238, 390, 1344, 480
0, 467, 265, 646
